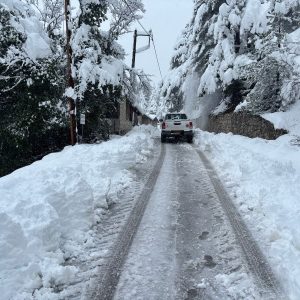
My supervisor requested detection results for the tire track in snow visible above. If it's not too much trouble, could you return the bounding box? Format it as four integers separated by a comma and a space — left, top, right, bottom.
173, 143, 259, 299
195, 147, 284, 299
90, 143, 166, 300
56, 140, 162, 300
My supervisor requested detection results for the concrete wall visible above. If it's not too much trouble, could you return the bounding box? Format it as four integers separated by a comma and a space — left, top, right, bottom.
207, 112, 287, 140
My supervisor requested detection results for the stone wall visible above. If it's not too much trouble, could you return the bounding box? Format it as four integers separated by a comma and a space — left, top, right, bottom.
206, 112, 287, 140
119, 100, 133, 135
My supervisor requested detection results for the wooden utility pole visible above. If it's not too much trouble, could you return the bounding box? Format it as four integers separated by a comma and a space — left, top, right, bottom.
131, 29, 152, 69
130, 29, 151, 126
131, 29, 137, 69
64, 0, 77, 145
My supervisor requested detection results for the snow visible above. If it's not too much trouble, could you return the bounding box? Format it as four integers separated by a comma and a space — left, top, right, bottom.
3, 0, 51, 61
233, 54, 255, 70
194, 130, 300, 300
182, 72, 202, 117
71, 23, 124, 99
198, 64, 218, 95
2, 0, 300, 298
4, 121, 299, 298
212, 100, 228, 115
263, 101, 300, 135
240, 0, 270, 34
21, 25, 51, 61
215, 272, 257, 299
160, 0, 300, 124
162, 1, 300, 295
114, 145, 177, 299
193, 3, 208, 36
277, 28, 300, 109
0, 126, 156, 299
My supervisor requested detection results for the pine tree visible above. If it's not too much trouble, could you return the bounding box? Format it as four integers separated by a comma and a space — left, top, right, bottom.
0, 2, 67, 176
0, 0, 151, 175
72, 0, 150, 141
160, 0, 300, 119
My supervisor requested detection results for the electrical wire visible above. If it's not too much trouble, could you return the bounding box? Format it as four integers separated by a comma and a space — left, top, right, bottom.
121, 0, 164, 81
151, 35, 163, 81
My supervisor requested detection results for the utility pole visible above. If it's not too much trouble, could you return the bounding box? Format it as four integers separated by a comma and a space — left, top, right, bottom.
131, 29, 152, 69
64, 0, 77, 145
130, 29, 151, 126
132, 29, 137, 69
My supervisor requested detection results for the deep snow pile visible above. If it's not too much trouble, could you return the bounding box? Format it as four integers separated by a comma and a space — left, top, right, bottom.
0, 126, 156, 299
194, 130, 300, 300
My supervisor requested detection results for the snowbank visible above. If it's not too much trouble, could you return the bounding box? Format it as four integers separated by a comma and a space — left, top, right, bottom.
263, 99, 300, 136
194, 130, 300, 300
0, 126, 156, 299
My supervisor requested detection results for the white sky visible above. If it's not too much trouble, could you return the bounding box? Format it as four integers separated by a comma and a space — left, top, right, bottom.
118, 0, 194, 84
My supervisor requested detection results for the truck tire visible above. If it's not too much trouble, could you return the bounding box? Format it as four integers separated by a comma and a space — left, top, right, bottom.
187, 136, 193, 144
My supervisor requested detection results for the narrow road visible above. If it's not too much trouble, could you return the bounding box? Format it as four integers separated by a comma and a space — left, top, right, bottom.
91, 142, 283, 300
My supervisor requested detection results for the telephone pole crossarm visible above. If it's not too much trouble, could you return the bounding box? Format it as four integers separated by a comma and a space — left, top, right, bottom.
131, 29, 152, 69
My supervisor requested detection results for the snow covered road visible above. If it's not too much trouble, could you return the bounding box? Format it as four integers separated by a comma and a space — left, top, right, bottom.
1, 127, 293, 299
108, 142, 283, 299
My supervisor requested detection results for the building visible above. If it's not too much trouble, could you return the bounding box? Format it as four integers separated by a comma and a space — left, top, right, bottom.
109, 99, 155, 135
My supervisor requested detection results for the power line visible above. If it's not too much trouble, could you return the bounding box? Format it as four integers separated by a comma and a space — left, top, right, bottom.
121, 0, 164, 81
151, 35, 163, 81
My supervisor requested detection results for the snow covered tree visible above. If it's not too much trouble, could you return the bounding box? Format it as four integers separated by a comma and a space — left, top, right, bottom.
234, 0, 300, 113
122, 68, 152, 113
69, 0, 121, 141
70, 0, 150, 141
106, 0, 144, 53
0, 0, 67, 176
0, 0, 150, 174
25, 0, 64, 40
160, 0, 300, 123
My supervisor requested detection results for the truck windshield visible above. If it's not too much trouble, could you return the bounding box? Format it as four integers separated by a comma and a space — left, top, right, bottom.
165, 114, 187, 120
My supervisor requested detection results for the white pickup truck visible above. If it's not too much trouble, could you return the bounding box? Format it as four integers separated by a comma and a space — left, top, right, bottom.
161, 113, 194, 143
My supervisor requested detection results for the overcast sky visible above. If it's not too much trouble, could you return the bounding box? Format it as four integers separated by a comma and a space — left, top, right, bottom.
118, 0, 194, 84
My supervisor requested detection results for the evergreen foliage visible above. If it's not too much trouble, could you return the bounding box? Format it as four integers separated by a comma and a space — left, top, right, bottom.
78, 84, 121, 142
0, 0, 151, 176
160, 0, 300, 120
0, 3, 68, 176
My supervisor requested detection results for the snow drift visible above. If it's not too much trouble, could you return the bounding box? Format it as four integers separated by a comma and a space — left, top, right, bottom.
0, 126, 156, 299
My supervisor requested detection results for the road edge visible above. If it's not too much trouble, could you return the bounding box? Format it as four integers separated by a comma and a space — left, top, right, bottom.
91, 143, 166, 300
194, 147, 284, 299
